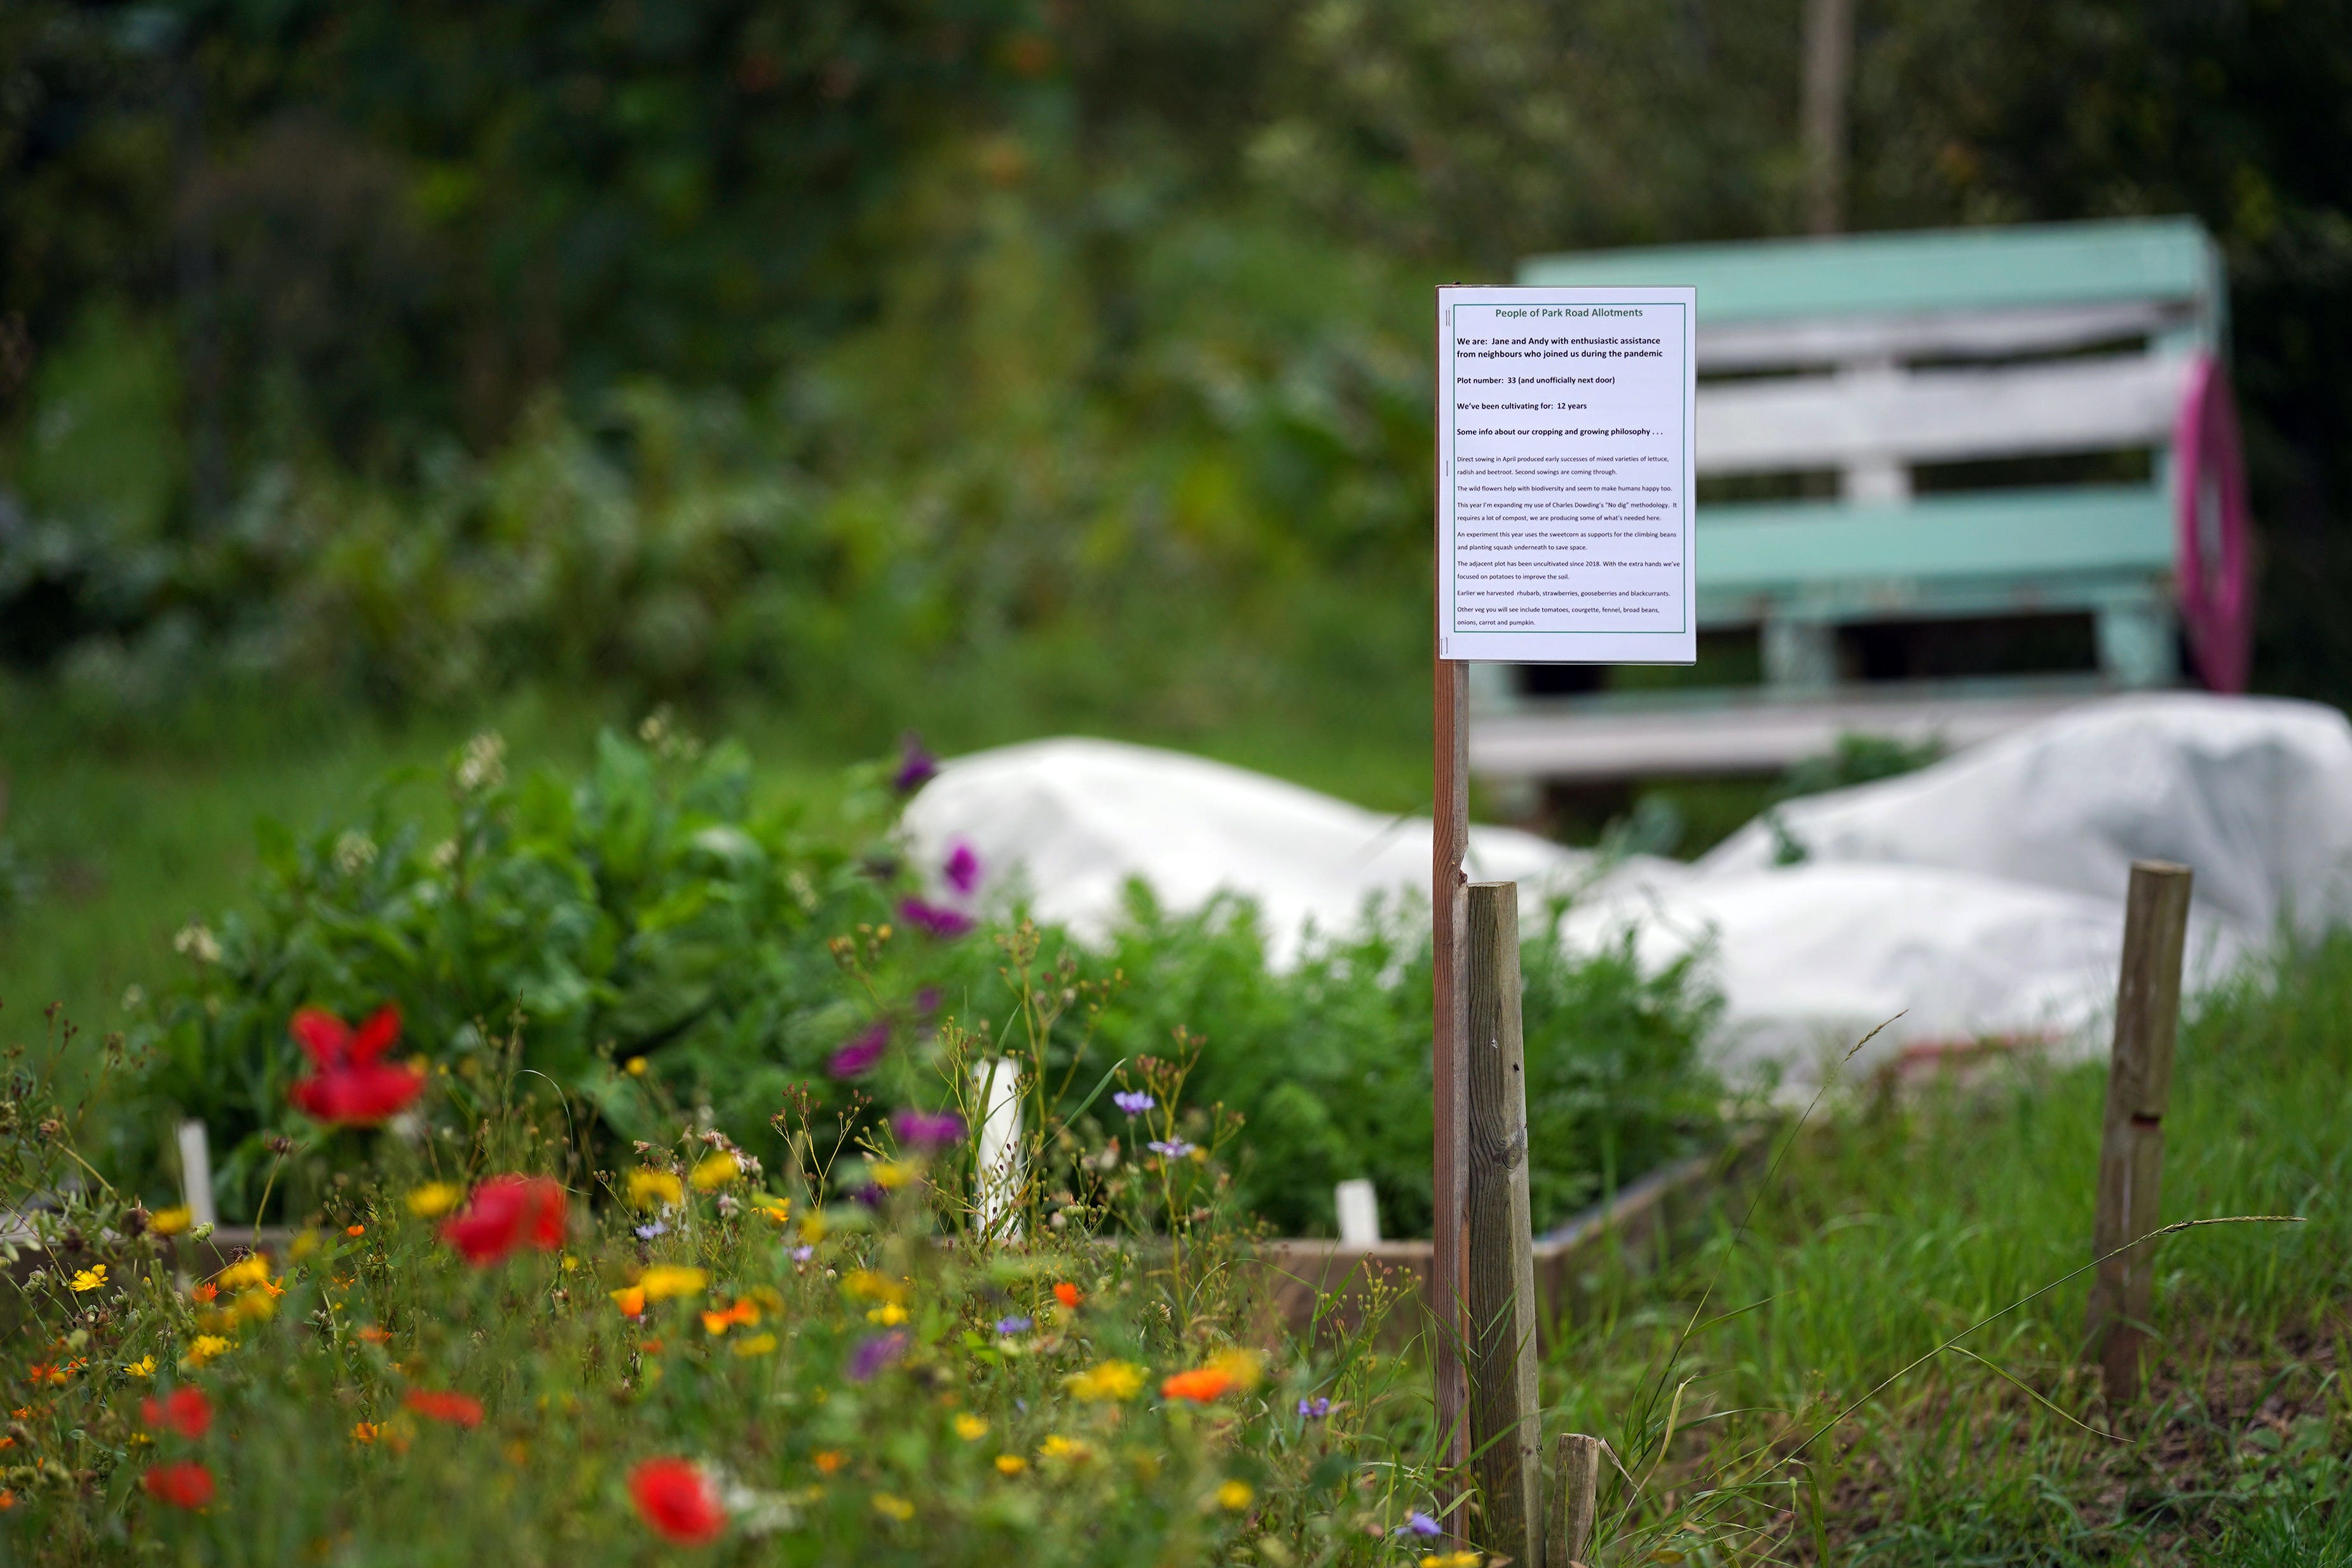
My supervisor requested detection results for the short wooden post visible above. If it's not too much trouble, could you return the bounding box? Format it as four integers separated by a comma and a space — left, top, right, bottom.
2085, 859, 2192, 1399
1465, 881, 1542, 1566
1549, 1432, 1602, 1568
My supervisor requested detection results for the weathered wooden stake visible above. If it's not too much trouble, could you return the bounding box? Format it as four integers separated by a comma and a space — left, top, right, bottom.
1465, 881, 1542, 1566
1549, 1432, 1603, 1568
2085, 859, 2193, 1399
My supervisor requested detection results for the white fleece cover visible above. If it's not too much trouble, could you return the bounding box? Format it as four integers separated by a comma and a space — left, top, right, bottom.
900, 694, 2349, 1081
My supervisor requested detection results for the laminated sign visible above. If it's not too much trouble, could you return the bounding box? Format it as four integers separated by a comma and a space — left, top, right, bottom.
1437, 285, 1697, 664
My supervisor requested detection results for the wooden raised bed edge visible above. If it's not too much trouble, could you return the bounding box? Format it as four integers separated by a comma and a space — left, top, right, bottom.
1245, 1124, 1774, 1349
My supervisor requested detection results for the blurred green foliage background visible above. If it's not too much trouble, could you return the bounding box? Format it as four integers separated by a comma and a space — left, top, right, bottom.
6, 0, 2352, 751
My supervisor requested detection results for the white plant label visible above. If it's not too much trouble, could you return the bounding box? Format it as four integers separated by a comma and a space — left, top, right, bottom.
1437, 285, 1697, 664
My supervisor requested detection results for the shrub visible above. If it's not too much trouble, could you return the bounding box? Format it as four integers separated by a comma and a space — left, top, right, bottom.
120, 729, 1724, 1238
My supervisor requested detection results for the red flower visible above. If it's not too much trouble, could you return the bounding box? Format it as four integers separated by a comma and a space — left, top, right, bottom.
439, 1176, 568, 1266
1053, 1281, 1081, 1309
140, 1386, 212, 1440
288, 1005, 425, 1127
141, 1461, 214, 1509
402, 1389, 484, 1428
629, 1457, 725, 1544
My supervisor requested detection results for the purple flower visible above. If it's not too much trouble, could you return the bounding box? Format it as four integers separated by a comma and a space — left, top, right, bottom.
1112, 1091, 1154, 1116
828, 1022, 889, 1079
1297, 1396, 1331, 1419
994, 1315, 1033, 1336
913, 986, 942, 1018
899, 898, 974, 939
634, 1221, 669, 1239
892, 735, 938, 794
1148, 1138, 1196, 1159
1400, 1512, 1442, 1538
943, 840, 983, 896
853, 1183, 885, 1210
847, 1329, 908, 1383
894, 1109, 966, 1149
791, 1244, 814, 1262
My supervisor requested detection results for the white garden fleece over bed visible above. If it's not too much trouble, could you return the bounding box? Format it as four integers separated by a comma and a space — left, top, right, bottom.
900, 694, 2352, 1083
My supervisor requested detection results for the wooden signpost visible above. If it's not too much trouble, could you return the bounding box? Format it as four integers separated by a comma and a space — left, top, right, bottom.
1432, 284, 1696, 1548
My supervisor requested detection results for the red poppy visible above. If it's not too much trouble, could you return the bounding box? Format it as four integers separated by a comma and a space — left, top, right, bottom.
1053, 1281, 1081, 1309
140, 1386, 212, 1439
628, 1457, 725, 1544
140, 1461, 214, 1509
439, 1176, 568, 1266
288, 1005, 425, 1127
402, 1389, 484, 1428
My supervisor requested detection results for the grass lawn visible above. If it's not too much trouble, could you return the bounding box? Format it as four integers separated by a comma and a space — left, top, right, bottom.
1551, 934, 2352, 1564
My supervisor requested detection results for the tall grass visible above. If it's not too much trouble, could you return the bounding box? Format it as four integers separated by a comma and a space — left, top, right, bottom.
1546, 932, 2352, 1563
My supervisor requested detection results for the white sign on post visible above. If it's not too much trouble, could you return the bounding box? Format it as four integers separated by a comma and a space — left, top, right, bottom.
1437, 285, 1698, 665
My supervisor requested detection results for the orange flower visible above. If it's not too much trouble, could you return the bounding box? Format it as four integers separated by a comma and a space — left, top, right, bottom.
190, 1284, 218, 1305
812, 1450, 845, 1475
357, 1327, 394, 1345
345, 1225, 366, 1238
1053, 1282, 1081, 1309
610, 1286, 647, 1321
699, 1299, 760, 1336
1160, 1367, 1235, 1403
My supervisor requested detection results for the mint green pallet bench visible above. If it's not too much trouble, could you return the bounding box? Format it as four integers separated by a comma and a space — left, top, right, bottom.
1472, 218, 2252, 784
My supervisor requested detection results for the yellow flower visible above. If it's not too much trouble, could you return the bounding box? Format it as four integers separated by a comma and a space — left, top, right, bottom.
1065, 1360, 1146, 1402
798, 1210, 828, 1244
1419, 1555, 1483, 1568
636, 1265, 707, 1302
731, 1333, 779, 1358
750, 1194, 791, 1224
351, 1422, 378, 1445
123, 1356, 156, 1378
627, 1168, 685, 1211
872, 1493, 915, 1522
994, 1454, 1027, 1475
866, 1303, 908, 1326
1208, 1347, 1265, 1391
625, 1056, 648, 1076
68, 1265, 107, 1293
184, 1335, 232, 1367
406, 1182, 463, 1218
954, 1414, 989, 1442
215, 1255, 271, 1291
1038, 1435, 1093, 1463
844, 1270, 906, 1305
233, 1289, 277, 1325
870, 1161, 913, 1191
689, 1151, 741, 1192
148, 1206, 192, 1237
1217, 1479, 1255, 1511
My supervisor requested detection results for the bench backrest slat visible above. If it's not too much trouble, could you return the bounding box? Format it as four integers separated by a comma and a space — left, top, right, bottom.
1697, 351, 2189, 474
